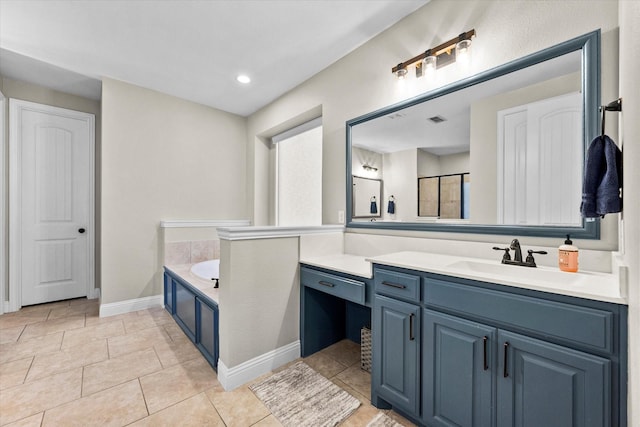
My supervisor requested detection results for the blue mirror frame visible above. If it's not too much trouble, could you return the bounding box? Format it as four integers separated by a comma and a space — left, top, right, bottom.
346, 30, 600, 239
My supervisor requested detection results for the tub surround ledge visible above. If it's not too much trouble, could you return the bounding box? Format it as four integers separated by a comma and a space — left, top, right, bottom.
217, 225, 345, 241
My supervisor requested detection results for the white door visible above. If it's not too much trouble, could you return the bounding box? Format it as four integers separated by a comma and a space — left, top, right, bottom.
10, 99, 94, 307
497, 92, 582, 226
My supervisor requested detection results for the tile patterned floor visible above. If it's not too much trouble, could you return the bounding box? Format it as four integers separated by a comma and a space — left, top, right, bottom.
0, 298, 416, 426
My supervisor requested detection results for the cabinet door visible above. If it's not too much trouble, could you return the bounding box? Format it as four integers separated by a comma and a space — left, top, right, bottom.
497, 330, 611, 427
373, 294, 420, 416
174, 280, 196, 341
423, 309, 495, 427
197, 298, 218, 370
163, 272, 174, 314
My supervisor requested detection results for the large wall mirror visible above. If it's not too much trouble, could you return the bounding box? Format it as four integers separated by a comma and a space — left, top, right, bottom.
346, 31, 600, 238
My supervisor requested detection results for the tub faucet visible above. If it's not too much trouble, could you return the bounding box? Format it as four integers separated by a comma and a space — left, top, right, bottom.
510, 239, 523, 262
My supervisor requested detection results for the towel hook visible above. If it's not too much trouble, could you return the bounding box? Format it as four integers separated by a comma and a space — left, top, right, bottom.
600, 98, 622, 137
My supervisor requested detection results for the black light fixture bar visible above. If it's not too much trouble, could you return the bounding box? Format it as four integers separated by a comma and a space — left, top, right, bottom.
392, 29, 476, 74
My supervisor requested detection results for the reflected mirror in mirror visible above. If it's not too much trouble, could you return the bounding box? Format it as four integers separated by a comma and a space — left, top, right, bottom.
352, 176, 382, 218
347, 31, 599, 238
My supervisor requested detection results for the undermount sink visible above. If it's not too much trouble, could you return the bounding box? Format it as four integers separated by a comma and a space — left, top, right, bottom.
445, 260, 584, 285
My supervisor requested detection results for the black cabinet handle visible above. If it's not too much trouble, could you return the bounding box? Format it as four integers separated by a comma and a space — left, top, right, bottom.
318, 281, 335, 288
78, 228, 86, 234
382, 281, 406, 289
409, 313, 415, 341
483, 336, 489, 370
503, 342, 510, 378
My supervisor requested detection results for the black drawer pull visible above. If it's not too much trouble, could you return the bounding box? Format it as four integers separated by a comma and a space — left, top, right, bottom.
409, 313, 415, 341
318, 280, 335, 288
483, 336, 488, 371
382, 281, 406, 289
503, 342, 510, 378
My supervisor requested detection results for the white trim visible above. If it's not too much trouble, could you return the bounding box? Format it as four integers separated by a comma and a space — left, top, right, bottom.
99, 294, 163, 317
159, 219, 251, 228
9, 99, 95, 311
271, 117, 322, 144
217, 340, 301, 391
0, 90, 6, 315
217, 225, 345, 241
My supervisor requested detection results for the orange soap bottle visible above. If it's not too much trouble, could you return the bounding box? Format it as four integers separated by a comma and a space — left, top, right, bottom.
558, 234, 579, 272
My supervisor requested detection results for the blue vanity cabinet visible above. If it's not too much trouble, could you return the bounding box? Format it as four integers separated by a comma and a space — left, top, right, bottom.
422, 309, 495, 427
300, 265, 372, 357
497, 330, 610, 427
368, 264, 626, 427
372, 294, 420, 417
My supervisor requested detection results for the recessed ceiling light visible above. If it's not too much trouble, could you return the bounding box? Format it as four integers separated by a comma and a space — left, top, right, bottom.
236, 74, 251, 84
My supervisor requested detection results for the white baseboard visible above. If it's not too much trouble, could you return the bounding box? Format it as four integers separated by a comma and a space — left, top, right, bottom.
99, 294, 163, 317
218, 340, 301, 391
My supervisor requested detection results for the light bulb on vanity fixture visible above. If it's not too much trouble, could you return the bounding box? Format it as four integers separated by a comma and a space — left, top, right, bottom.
362, 164, 378, 172
394, 63, 408, 80
392, 29, 475, 80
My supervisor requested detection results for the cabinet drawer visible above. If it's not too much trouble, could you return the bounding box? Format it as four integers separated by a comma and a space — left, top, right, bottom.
374, 268, 420, 303
301, 267, 365, 305
424, 278, 614, 353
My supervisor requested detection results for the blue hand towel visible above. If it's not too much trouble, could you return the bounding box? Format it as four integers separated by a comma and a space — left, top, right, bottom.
580, 135, 622, 218
387, 200, 395, 214
370, 201, 377, 214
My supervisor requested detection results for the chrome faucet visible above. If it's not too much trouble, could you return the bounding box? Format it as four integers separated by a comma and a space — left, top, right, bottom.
493, 239, 547, 267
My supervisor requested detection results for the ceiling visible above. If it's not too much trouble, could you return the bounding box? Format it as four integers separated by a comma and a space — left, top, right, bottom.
0, 0, 428, 116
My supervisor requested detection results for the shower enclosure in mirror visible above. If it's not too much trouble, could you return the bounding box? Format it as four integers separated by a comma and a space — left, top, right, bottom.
346, 30, 600, 238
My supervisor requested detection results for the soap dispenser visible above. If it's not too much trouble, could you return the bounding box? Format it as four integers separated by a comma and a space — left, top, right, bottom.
558, 234, 579, 272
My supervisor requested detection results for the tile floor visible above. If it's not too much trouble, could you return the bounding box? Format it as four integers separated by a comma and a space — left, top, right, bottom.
0, 298, 416, 426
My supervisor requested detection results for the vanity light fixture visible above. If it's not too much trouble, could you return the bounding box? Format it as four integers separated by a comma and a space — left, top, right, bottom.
394, 64, 408, 80
393, 29, 476, 79
363, 164, 378, 172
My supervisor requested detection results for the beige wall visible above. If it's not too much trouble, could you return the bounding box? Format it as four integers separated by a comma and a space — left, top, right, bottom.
219, 237, 300, 367
0, 77, 102, 296
247, 0, 619, 250
100, 78, 247, 304
383, 149, 417, 221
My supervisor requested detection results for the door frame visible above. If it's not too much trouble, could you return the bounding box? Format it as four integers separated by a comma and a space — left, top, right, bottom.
0, 91, 6, 315
9, 99, 96, 312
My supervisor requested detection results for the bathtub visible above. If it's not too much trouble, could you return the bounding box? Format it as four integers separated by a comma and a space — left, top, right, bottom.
190, 259, 220, 281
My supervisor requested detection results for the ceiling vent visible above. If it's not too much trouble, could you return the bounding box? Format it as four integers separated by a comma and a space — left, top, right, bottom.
428, 115, 447, 123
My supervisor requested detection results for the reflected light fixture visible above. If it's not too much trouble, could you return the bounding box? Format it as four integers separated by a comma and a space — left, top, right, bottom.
236, 74, 251, 84
363, 164, 378, 172
392, 29, 475, 80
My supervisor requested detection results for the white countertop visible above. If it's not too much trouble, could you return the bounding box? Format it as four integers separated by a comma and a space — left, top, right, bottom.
300, 251, 627, 304
300, 254, 372, 278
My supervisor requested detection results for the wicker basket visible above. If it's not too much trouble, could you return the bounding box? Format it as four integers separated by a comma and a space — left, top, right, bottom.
360, 327, 372, 372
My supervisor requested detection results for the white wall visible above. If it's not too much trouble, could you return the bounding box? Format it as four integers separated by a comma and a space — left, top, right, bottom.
100, 78, 247, 304
619, 1, 640, 424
